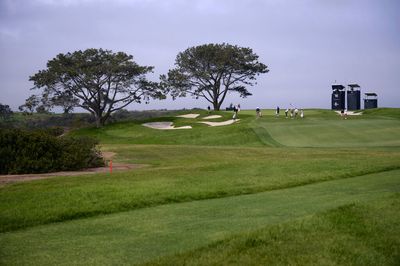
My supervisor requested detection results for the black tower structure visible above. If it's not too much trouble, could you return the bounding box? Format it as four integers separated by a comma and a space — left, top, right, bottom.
347, 84, 361, 110
331, 84, 345, 110
364, 93, 378, 109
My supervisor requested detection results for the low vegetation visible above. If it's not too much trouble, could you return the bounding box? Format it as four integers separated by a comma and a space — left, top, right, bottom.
145, 194, 400, 266
0, 108, 399, 264
0, 128, 103, 174
1, 144, 399, 232
1, 170, 399, 265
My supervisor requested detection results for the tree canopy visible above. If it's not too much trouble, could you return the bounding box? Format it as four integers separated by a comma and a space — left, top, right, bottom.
29, 48, 164, 127
0, 103, 13, 120
161, 43, 269, 110
18, 95, 40, 115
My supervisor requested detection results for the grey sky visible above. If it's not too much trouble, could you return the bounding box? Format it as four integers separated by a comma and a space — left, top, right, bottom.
1, 0, 399, 111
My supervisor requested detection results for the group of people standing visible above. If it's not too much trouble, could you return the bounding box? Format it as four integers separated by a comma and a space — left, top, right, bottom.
207, 104, 305, 120
283, 107, 304, 119
255, 106, 304, 119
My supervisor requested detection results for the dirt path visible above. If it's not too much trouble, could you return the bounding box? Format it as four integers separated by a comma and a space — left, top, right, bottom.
0, 151, 144, 186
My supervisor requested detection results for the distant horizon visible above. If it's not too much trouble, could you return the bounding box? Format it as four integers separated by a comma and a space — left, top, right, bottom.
10, 105, 399, 115
4, 86, 396, 112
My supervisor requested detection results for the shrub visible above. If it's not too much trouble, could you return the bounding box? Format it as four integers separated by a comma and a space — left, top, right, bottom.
59, 136, 104, 171
36, 126, 65, 137
0, 129, 104, 174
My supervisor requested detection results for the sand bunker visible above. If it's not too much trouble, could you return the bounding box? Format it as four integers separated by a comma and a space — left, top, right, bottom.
202, 115, 222, 120
143, 122, 192, 130
199, 119, 240, 127
335, 111, 363, 116
176, 114, 200, 118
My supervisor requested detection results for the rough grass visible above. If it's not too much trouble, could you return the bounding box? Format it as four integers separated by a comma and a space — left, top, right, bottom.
1, 145, 400, 233
145, 193, 400, 266
0, 171, 399, 265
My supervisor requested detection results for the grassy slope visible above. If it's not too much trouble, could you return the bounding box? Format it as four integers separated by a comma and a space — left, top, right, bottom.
362, 107, 400, 119
2, 109, 400, 233
1, 170, 399, 265
72, 108, 400, 148
264, 118, 400, 148
248, 108, 400, 148
1, 145, 400, 233
1, 108, 400, 264
72, 110, 264, 146
146, 193, 400, 266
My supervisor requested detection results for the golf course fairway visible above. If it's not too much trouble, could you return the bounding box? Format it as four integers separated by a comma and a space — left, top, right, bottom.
1, 108, 399, 265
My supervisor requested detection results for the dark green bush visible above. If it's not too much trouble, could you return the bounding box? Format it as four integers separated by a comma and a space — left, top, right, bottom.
58, 136, 104, 171
0, 129, 104, 174
41, 126, 65, 137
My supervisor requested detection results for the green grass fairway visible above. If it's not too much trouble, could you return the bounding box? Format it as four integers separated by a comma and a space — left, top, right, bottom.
2, 145, 399, 232
147, 194, 400, 266
1, 108, 400, 265
1, 170, 399, 265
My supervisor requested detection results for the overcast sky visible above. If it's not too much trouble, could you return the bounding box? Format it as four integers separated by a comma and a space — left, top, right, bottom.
1, 0, 399, 111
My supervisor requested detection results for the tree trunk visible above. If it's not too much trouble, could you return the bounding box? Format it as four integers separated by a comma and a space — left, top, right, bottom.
217, 101, 224, 111
95, 117, 102, 128
213, 96, 220, 110
94, 111, 104, 128
213, 101, 220, 111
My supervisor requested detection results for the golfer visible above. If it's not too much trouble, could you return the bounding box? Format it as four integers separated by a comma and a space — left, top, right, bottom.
233, 105, 238, 120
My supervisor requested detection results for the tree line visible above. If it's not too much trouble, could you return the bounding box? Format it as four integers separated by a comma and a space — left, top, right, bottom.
19, 43, 269, 127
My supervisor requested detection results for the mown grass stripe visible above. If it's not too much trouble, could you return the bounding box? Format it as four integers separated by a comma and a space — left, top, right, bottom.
1, 169, 399, 265
250, 125, 285, 147
2, 144, 400, 233
145, 194, 400, 266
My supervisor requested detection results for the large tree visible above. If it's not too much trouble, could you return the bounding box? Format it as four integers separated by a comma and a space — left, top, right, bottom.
29, 48, 163, 127
161, 43, 269, 110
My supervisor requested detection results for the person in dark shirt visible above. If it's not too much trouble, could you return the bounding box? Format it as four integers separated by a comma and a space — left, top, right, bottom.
233, 106, 238, 120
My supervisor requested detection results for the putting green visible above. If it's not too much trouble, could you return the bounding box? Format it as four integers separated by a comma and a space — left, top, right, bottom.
253, 117, 400, 147
1, 169, 399, 265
